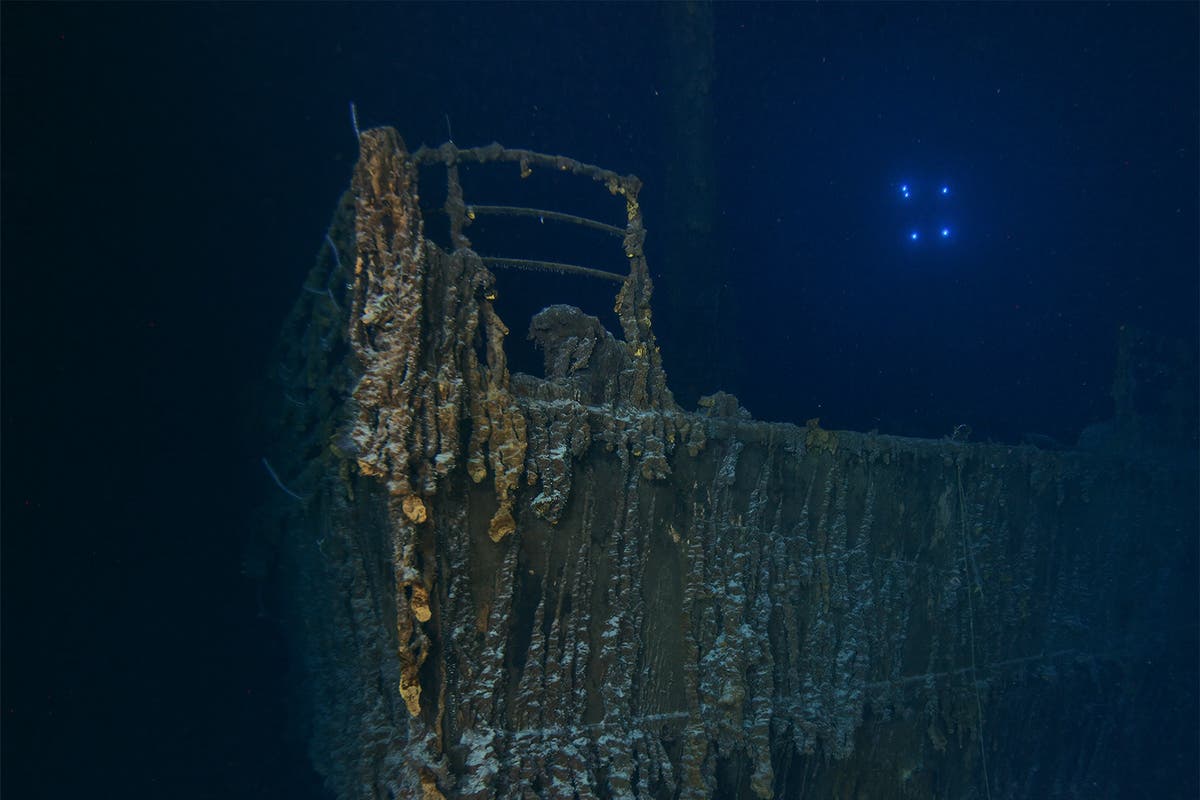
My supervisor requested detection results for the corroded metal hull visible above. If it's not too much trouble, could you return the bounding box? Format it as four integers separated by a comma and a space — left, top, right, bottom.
262, 130, 1197, 799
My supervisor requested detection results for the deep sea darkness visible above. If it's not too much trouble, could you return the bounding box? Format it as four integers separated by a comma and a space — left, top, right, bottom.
3, 4, 1196, 797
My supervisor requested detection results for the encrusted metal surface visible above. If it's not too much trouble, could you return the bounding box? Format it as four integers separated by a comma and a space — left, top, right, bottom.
261, 129, 1197, 799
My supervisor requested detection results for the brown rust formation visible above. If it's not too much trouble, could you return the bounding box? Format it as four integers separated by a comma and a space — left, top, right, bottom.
261, 129, 1197, 799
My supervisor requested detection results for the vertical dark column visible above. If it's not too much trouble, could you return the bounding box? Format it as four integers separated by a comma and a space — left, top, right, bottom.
658, 2, 735, 408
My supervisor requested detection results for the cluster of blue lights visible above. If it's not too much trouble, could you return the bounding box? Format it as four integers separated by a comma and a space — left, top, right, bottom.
898, 181, 954, 243
907, 225, 955, 241
900, 183, 949, 198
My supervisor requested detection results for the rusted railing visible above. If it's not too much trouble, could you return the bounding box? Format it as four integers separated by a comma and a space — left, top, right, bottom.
412, 142, 645, 283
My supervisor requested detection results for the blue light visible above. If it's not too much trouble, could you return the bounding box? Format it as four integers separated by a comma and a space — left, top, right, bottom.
940, 227, 951, 238
900, 183, 911, 198
940, 185, 950, 196
910, 230, 920, 241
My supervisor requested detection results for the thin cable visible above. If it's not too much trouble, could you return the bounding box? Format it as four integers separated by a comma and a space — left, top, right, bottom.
262, 457, 305, 502
958, 461, 992, 800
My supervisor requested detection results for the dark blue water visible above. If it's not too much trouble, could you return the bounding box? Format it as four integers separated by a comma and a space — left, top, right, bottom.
3, 4, 1195, 797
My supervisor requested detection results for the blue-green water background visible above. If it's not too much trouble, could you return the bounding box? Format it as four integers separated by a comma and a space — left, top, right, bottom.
3, 4, 1195, 797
